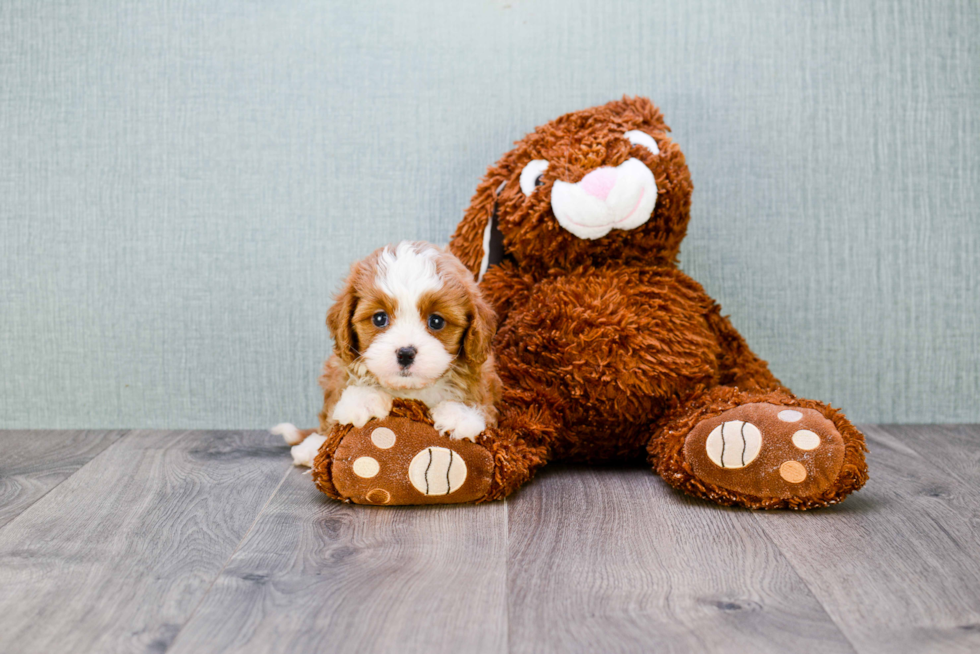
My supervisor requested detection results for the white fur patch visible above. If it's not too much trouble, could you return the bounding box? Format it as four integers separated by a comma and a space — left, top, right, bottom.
519, 159, 549, 196
479, 215, 493, 282
550, 158, 657, 240
479, 181, 508, 282
375, 242, 442, 305
389, 376, 466, 409
332, 385, 393, 427
271, 422, 304, 446
363, 315, 452, 391
624, 130, 660, 155
291, 433, 327, 468
431, 401, 486, 441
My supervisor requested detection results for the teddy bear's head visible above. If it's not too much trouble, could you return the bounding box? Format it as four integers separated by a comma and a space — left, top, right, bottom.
450, 96, 693, 277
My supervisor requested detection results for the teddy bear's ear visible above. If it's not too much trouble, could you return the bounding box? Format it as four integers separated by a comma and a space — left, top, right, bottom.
450, 176, 507, 281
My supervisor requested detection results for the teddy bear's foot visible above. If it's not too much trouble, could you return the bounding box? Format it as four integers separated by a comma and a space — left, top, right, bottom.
312, 415, 494, 506
684, 402, 847, 503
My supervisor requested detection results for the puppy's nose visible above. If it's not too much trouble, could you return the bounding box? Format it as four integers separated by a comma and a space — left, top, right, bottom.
396, 346, 417, 368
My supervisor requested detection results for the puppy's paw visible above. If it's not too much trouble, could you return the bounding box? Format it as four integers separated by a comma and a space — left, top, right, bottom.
431, 402, 486, 441
332, 386, 393, 428
271, 422, 304, 446
291, 433, 327, 468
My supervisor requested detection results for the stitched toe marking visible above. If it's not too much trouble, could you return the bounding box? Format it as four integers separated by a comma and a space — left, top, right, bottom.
684, 403, 847, 501
792, 429, 821, 451
352, 456, 380, 478
780, 461, 808, 483
366, 488, 391, 504
408, 447, 467, 495
371, 427, 396, 449
778, 410, 803, 422
705, 421, 762, 469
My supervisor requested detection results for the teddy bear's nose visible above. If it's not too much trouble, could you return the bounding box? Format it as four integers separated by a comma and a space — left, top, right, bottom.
550, 157, 657, 240
578, 167, 618, 201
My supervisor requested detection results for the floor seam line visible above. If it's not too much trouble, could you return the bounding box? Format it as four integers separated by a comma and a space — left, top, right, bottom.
164, 463, 293, 653
0, 429, 131, 536
503, 497, 510, 654
750, 511, 864, 654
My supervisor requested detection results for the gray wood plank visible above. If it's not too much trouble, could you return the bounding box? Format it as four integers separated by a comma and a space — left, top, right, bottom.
885, 424, 980, 487
753, 426, 980, 654
168, 468, 508, 654
0, 430, 126, 530
0, 430, 290, 654
506, 464, 855, 654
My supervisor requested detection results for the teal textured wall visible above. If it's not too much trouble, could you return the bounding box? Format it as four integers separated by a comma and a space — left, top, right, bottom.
1, 0, 977, 427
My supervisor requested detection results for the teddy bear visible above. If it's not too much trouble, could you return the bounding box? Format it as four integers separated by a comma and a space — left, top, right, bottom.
312, 96, 868, 510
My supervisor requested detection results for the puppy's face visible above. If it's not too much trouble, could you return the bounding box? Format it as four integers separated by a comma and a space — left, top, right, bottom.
328, 242, 495, 391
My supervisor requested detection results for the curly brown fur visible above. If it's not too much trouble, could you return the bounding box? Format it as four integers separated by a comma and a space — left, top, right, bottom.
453, 97, 693, 275
446, 96, 868, 509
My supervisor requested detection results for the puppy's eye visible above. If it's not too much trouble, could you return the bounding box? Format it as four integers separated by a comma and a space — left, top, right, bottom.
427, 314, 445, 331
519, 159, 549, 196
372, 311, 389, 328
624, 130, 660, 155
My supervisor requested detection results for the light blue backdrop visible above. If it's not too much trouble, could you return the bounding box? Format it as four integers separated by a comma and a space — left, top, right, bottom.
1, 0, 977, 428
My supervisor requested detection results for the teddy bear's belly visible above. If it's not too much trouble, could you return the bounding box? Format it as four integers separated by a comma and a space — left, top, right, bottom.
494, 266, 722, 461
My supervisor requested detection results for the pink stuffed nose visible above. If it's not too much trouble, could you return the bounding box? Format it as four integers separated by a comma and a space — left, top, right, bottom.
578, 167, 618, 201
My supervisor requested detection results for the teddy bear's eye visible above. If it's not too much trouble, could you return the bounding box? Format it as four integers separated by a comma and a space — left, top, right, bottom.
519, 159, 549, 196
624, 130, 660, 155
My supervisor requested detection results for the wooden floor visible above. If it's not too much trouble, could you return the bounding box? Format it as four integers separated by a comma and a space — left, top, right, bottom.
0, 426, 978, 653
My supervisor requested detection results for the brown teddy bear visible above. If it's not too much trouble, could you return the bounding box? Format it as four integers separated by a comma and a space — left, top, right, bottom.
312, 96, 868, 509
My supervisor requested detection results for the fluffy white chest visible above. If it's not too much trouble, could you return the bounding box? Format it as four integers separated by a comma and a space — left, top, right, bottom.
388, 378, 461, 409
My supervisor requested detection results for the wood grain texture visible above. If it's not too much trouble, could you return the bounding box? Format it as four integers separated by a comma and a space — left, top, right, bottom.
892, 424, 980, 488
168, 468, 508, 654
506, 464, 855, 654
2, 428, 978, 653
753, 426, 980, 654
0, 430, 289, 654
0, 430, 126, 530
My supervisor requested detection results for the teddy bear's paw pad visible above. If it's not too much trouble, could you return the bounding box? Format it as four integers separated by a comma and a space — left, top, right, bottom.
330, 417, 493, 505
684, 403, 845, 500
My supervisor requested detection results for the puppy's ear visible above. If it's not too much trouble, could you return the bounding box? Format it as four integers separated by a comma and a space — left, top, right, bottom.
326, 265, 360, 365
461, 291, 497, 367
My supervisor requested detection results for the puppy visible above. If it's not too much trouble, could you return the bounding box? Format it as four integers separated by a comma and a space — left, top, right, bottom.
273, 241, 500, 467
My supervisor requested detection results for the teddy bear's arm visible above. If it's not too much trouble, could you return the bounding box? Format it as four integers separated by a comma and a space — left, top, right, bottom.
478, 260, 538, 327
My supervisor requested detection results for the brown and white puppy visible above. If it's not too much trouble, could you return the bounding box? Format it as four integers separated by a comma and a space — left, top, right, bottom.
273, 241, 499, 467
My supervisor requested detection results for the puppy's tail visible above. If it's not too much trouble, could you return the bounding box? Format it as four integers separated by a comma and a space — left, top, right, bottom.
270, 422, 316, 446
